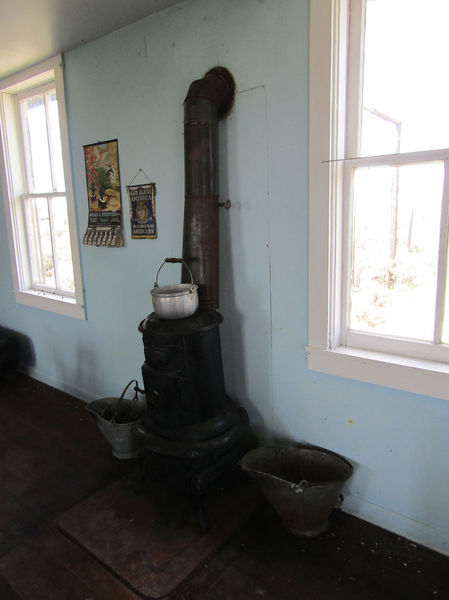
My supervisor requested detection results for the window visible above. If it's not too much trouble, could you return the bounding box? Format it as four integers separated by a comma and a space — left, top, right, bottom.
0, 56, 85, 319
308, 0, 449, 400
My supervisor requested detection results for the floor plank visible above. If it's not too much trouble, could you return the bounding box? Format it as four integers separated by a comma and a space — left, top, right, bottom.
1, 373, 449, 600
0, 575, 21, 600
173, 505, 449, 600
0, 373, 116, 461
0, 374, 130, 556
0, 531, 140, 600
0, 486, 41, 556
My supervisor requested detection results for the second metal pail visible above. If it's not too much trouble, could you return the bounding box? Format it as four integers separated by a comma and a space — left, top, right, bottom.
86, 396, 146, 459
241, 445, 353, 537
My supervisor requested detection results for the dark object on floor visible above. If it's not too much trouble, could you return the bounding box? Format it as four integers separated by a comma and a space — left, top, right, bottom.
241, 445, 353, 537
0, 327, 20, 378
58, 470, 260, 599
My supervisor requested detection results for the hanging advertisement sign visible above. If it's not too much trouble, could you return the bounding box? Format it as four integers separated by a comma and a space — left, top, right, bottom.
82, 139, 123, 247
127, 182, 157, 239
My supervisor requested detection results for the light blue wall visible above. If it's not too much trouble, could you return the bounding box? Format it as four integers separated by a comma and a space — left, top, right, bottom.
1, 0, 448, 555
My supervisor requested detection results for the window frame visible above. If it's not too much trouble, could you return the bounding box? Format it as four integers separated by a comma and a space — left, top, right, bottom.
307, 0, 449, 401
0, 55, 85, 320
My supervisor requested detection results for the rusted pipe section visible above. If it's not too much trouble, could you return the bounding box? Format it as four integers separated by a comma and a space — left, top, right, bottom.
182, 67, 235, 309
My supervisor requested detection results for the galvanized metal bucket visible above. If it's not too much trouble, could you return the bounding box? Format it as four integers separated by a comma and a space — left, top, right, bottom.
241, 445, 353, 537
86, 380, 146, 459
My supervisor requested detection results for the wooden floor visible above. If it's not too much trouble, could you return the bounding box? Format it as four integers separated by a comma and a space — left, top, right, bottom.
0, 373, 448, 599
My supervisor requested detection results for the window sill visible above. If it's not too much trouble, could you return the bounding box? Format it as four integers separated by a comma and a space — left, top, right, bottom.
15, 289, 86, 320
306, 345, 449, 401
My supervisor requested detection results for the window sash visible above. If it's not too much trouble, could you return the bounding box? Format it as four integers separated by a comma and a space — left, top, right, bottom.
346, 330, 449, 363
21, 192, 75, 297
341, 153, 449, 346
18, 83, 63, 195
338, 0, 449, 358
18, 81, 75, 298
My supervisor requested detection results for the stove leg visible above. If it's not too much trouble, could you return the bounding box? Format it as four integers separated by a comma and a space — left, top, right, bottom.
193, 492, 208, 534
190, 462, 210, 534
135, 457, 147, 493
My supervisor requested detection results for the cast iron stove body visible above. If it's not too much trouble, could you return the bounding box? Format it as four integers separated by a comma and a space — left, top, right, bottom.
137, 310, 249, 531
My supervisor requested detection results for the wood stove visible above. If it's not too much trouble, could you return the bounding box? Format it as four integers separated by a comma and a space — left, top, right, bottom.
135, 67, 247, 531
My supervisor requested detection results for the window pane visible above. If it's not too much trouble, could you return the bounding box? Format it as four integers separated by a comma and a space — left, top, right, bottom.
46, 89, 65, 192
24, 197, 56, 288
349, 162, 444, 341
21, 94, 52, 193
49, 197, 75, 292
361, 0, 449, 155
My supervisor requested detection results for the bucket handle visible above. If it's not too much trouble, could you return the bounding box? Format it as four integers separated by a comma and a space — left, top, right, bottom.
153, 258, 195, 293
112, 379, 139, 423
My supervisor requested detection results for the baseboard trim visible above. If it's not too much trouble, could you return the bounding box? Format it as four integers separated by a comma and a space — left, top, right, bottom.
20, 366, 93, 403
342, 492, 449, 557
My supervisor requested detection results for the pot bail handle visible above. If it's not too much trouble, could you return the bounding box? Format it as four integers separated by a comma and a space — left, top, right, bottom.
154, 257, 195, 291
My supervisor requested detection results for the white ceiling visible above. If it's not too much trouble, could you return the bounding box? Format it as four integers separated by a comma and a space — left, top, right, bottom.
0, 0, 182, 80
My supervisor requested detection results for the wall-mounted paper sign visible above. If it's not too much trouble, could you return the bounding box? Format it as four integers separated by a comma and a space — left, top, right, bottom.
82, 139, 123, 247
127, 183, 157, 239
